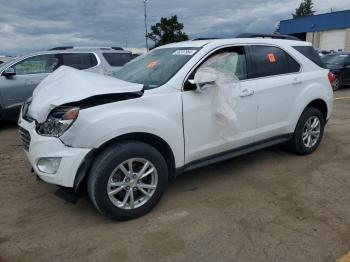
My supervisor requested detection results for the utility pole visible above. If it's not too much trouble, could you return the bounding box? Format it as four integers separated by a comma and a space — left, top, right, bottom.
143, 0, 149, 52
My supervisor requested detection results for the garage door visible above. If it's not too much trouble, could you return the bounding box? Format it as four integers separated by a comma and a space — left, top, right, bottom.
320, 29, 346, 52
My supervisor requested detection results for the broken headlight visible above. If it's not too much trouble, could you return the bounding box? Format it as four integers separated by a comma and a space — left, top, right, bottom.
36, 106, 80, 137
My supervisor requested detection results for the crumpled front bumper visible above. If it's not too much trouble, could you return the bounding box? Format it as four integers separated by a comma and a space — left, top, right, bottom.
18, 112, 92, 188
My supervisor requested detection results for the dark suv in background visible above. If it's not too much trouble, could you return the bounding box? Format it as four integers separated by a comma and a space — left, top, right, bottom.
322, 52, 350, 91
0, 46, 134, 120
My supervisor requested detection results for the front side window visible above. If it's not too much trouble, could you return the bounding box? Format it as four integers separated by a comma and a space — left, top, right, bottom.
12, 54, 59, 75
60, 53, 98, 70
249, 46, 300, 78
113, 47, 200, 89
197, 46, 247, 80
103, 53, 133, 67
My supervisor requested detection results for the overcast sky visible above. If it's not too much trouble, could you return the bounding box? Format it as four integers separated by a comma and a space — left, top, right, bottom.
0, 0, 349, 55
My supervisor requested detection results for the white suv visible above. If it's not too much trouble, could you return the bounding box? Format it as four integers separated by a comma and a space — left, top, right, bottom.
18, 37, 334, 220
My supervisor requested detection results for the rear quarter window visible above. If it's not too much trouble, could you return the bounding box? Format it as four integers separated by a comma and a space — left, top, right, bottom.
103, 53, 133, 67
292, 46, 326, 68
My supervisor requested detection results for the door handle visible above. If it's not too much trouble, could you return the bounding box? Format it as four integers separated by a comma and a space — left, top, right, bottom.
240, 89, 254, 97
292, 81, 302, 85
292, 78, 302, 85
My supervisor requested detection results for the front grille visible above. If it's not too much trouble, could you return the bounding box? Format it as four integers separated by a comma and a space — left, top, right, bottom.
19, 127, 31, 151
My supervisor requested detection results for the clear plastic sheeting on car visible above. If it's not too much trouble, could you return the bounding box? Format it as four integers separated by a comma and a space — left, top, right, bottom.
194, 52, 242, 139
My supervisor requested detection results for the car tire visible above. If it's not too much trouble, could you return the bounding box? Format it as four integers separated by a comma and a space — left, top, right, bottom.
288, 107, 325, 155
87, 141, 168, 221
333, 75, 342, 91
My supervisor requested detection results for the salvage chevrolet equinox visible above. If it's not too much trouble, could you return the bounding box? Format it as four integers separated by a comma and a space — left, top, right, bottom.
18, 36, 334, 220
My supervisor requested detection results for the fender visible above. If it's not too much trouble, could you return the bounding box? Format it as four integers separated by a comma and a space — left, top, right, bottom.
60, 89, 185, 168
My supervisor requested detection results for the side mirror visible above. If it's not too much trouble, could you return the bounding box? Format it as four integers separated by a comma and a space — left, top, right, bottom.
2, 68, 16, 78
188, 68, 216, 91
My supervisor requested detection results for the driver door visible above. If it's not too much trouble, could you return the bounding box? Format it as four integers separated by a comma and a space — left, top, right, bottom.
0, 54, 59, 116
182, 46, 258, 164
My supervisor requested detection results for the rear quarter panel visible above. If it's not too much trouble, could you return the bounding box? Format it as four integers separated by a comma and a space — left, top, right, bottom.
288, 69, 333, 133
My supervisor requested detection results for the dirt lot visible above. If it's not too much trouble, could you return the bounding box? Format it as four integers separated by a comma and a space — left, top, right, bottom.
0, 89, 350, 262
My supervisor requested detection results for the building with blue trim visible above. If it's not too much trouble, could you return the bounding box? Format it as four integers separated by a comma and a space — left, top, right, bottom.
280, 10, 350, 52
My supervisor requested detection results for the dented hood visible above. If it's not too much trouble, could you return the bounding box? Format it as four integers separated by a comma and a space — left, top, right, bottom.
29, 66, 143, 123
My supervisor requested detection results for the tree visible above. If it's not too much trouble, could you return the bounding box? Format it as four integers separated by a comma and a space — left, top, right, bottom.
292, 0, 315, 18
147, 15, 189, 48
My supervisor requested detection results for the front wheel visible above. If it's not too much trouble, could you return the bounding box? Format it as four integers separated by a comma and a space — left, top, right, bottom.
288, 107, 325, 155
88, 141, 168, 221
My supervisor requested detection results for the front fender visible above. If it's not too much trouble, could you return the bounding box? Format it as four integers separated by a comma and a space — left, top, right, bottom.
60, 91, 184, 168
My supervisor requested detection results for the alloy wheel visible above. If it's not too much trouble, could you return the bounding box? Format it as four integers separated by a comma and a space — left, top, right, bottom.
107, 158, 158, 210
302, 116, 321, 148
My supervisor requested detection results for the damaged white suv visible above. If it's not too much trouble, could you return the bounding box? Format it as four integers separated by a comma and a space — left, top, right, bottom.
18, 36, 334, 220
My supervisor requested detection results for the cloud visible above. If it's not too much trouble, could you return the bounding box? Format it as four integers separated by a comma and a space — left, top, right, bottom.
0, 0, 348, 55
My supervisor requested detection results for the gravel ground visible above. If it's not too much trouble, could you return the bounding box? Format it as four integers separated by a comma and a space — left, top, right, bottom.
0, 89, 350, 262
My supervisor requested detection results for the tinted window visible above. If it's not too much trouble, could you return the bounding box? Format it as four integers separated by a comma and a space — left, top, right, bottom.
60, 53, 98, 70
293, 46, 326, 68
12, 54, 59, 75
249, 46, 300, 78
103, 53, 133, 67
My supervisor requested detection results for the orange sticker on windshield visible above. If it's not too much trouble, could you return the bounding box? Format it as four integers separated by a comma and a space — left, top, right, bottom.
267, 53, 276, 63
147, 61, 158, 69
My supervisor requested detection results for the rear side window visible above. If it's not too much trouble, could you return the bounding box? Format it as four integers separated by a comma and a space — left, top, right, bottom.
293, 46, 326, 68
60, 53, 98, 70
248, 46, 300, 78
103, 53, 133, 67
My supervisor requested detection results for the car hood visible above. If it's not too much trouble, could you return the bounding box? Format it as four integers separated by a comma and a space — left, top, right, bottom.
28, 66, 143, 123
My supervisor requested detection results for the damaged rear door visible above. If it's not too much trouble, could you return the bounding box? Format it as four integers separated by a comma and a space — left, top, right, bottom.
182, 46, 257, 164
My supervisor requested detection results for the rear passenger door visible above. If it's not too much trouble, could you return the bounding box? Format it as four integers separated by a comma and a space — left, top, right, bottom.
246, 45, 301, 141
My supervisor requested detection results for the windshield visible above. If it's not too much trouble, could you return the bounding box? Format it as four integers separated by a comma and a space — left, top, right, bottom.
322, 54, 348, 66
113, 47, 200, 89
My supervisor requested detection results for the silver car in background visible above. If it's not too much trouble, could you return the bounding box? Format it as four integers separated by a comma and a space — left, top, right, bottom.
0, 46, 134, 120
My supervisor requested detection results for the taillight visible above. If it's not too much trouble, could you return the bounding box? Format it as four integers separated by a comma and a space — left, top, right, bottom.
328, 71, 335, 88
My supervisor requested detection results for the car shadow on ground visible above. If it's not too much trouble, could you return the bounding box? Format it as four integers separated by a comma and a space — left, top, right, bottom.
0, 120, 18, 130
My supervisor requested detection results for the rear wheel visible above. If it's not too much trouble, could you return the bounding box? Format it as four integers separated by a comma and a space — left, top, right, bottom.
88, 141, 168, 220
288, 107, 325, 155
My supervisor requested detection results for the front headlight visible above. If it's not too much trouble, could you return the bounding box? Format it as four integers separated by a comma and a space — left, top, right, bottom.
36, 106, 80, 137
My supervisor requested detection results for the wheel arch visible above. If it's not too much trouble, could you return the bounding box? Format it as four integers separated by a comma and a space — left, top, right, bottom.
306, 98, 328, 121
74, 132, 176, 193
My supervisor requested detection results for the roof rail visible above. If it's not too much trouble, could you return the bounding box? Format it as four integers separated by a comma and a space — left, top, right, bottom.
192, 37, 221, 41
49, 46, 74, 50
111, 47, 124, 50
236, 33, 301, 41
49, 46, 124, 51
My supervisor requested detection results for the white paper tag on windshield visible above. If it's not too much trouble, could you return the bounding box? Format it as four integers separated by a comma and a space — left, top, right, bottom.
173, 50, 197, 56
